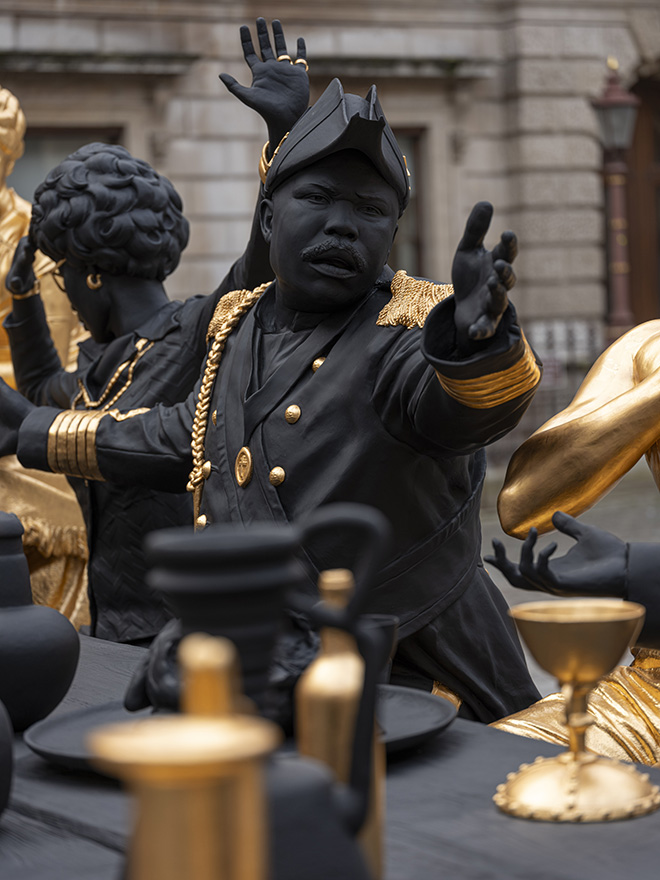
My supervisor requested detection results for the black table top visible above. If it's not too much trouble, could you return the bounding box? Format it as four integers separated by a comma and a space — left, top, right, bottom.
3, 635, 660, 879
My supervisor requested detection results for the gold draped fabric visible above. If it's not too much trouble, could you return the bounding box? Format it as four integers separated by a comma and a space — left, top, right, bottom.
492, 648, 660, 766
0, 186, 89, 628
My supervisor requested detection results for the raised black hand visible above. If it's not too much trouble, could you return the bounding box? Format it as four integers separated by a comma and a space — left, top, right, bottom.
451, 201, 517, 354
6, 236, 37, 297
219, 18, 309, 150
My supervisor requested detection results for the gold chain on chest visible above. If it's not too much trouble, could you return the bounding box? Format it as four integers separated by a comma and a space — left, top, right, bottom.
73, 337, 154, 411
187, 282, 270, 499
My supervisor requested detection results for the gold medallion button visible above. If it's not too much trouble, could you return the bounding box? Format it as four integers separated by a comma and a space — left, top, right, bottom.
269, 466, 285, 486
285, 404, 301, 424
312, 357, 326, 372
196, 514, 208, 529
211, 409, 218, 426
235, 446, 253, 487
202, 460, 212, 479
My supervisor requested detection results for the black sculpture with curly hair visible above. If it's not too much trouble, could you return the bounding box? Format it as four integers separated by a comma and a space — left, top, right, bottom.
29, 143, 189, 281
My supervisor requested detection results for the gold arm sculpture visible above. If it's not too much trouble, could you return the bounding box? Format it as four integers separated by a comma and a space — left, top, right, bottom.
498, 320, 660, 538
0, 86, 89, 627
493, 320, 660, 765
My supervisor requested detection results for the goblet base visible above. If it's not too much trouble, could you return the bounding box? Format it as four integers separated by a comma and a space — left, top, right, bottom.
494, 751, 660, 822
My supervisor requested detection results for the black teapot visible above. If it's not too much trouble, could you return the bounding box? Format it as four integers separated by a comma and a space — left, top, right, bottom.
0, 512, 80, 731
129, 504, 394, 880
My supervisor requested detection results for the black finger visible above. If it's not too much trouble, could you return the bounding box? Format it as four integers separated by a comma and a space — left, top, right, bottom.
551, 511, 586, 541
272, 19, 287, 57
538, 542, 558, 564
256, 16, 275, 60
296, 37, 307, 60
219, 72, 239, 92
239, 25, 259, 67
492, 230, 518, 264
493, 259, 516, 291
520, 528, 538, 569
456, 201, 493, 253
468, 313, 497, 341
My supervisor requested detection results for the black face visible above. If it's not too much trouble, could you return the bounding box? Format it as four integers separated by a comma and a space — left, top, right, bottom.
260, 150, 399, 313
60, 263, 113, 343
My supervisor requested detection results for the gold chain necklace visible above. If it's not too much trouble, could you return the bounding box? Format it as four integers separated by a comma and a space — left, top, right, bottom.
73, 337, 154, 411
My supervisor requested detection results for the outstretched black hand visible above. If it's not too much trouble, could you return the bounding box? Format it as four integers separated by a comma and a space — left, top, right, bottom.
6, 236, 36, 297
451, 201, 517, 354
219, 18, 309, 151
485, 511, 628, 598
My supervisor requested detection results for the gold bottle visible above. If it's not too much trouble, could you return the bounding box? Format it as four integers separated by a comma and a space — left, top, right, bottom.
295, 568, 384, 878
89, 634, 281, 880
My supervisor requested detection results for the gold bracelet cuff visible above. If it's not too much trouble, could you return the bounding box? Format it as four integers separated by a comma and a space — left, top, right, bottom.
258, 132, 289, 185
47, 410, 107, 480
436, 334, 541, 409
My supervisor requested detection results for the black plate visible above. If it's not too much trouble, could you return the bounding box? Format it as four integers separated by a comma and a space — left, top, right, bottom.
377, 684, 457, 754
24, 701, 152, 771
24, 685, 456, 771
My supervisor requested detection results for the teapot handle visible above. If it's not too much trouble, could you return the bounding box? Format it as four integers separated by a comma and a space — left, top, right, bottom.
300, 503, 390, 631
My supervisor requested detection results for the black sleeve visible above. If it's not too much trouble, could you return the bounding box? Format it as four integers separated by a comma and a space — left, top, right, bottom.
372, 299, 541, 456
4, 295, 78, 407
627, 542, 660, 650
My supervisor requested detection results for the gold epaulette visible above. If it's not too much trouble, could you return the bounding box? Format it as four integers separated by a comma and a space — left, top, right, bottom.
206, 284, 271, 343
376, 270, 453, 330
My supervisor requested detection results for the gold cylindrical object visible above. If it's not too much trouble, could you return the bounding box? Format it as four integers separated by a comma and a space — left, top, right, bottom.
89, 634, 281, 880
295, 569, 384, 878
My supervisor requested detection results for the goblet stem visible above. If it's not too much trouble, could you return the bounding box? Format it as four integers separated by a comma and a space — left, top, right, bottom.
561, 682, 594, 757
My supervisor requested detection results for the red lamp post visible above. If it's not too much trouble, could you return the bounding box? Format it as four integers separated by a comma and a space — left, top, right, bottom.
590, 57, 640, 341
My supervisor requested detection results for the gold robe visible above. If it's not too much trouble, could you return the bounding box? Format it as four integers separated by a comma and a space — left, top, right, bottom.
0, 187, 89, 628
492, 648, 660, 766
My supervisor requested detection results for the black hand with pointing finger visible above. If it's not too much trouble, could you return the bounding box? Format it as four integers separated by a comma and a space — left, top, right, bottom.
452, 201, 518, 355
219, 18, 309, 151
485, 511, 628, 598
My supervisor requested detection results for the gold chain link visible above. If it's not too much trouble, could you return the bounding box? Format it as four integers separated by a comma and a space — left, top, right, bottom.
73, 338, 154, 411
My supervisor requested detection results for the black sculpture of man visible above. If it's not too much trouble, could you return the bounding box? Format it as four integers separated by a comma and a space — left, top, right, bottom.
2, 78, 542, 720
2, 19, 308, 645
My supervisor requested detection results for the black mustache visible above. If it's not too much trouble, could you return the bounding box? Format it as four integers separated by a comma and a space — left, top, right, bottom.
301, 241, 367, 272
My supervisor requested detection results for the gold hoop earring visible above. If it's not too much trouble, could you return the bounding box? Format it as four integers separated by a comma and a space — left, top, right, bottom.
86, 273, 102, 290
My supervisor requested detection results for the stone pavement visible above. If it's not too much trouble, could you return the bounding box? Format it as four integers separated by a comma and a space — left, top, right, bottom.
480, 458, 660, 696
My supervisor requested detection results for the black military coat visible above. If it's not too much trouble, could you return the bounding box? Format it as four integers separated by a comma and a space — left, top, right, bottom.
18, 272, 542, 718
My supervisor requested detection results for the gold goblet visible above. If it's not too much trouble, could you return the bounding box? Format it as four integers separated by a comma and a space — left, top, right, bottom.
494, 598, 660, 822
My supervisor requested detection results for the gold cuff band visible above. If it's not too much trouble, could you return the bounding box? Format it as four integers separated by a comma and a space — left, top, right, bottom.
11, 279, 41, 300
436, 334, 541, 409
47, 410, 108, 480
258, 132, 290, 185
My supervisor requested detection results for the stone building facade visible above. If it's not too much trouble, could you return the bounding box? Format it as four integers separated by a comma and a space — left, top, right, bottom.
1, 0, 660, 452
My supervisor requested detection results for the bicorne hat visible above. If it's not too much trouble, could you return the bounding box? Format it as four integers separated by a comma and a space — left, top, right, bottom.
263, 78, 410, 215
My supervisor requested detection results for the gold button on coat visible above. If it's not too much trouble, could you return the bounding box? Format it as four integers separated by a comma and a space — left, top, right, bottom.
202, 460, 212, 479
235, 446, 253, 487
269, 467, 285, 486
285, 405, 301, 424
312, 357, 326, 372
196, 514, 208, 529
